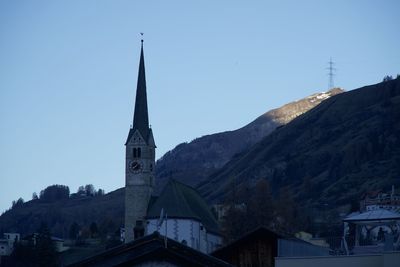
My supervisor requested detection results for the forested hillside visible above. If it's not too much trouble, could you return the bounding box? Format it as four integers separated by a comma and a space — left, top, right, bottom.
198, 79, 400, 212
155, 89, 343, 190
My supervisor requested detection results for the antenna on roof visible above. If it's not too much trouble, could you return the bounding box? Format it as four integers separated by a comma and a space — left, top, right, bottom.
164, 213, 168, 248
392, 185, 395, 200
157, 208, 165, 230
157, 208, 168, 248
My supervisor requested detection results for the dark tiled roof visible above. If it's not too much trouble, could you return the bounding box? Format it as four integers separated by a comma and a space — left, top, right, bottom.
147, 179, 220, 234
212, 226, 283, 257
68, 232, 232, 267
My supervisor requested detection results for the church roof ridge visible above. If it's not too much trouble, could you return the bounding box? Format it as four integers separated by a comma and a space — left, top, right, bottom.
168, 178, 200, 191
69, 231, 233, 267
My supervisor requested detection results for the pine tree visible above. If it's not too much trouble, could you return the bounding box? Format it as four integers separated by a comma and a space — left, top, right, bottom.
247, 179, 274, 229
90, 222, 99, 238
220, 177, 248, 243
69, 222, 80, 240
36, 223, 58, 267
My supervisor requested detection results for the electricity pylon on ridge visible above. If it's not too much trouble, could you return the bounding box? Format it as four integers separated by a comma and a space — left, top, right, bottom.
327, 57, 336, 90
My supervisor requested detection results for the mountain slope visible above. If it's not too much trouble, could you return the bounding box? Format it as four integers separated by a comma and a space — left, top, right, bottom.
0, 189, 124, 237
155, 88, 343, 190
2, 80, 398, 237
0, 88, 343, 237
197, 79, 400, 208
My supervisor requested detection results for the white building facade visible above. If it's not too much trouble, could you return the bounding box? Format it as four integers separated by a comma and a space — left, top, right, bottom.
0, 233, 20, 256
147, 218, 222, 253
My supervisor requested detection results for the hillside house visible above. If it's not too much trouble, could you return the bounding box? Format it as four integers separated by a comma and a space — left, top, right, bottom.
360, 186, 400, 212
0, 233, 19, 256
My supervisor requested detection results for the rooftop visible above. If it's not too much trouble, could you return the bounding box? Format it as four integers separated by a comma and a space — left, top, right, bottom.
147, 179, 220, 233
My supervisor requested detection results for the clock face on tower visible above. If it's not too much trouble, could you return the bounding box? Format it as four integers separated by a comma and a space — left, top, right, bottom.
129, 161, 142, 173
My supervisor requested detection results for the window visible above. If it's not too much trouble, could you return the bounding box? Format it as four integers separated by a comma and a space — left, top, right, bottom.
134, 228, 144, 239
134, 220, 144, 239
133, 148, 141, 158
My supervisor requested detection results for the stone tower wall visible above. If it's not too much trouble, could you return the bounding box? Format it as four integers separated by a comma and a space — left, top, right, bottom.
125, 130, 155, 243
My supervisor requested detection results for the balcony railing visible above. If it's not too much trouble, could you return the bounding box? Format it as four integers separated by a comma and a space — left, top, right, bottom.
323, 235, 400, 255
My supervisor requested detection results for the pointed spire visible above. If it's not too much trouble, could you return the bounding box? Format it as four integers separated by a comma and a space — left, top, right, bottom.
131, 39, 150, 141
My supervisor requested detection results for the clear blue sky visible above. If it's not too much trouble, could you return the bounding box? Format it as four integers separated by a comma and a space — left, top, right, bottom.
1, 0, 399, 213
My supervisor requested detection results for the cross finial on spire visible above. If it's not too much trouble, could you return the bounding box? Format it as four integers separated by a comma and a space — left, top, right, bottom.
140, 32, 144, 44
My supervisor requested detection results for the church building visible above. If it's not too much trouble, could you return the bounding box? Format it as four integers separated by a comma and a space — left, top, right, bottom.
124, 40, 222, 254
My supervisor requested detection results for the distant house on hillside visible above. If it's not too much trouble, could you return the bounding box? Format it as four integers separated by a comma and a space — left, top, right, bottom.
360, 186, 400, 212
22, 233, 68, 253
0, 233, 19, 256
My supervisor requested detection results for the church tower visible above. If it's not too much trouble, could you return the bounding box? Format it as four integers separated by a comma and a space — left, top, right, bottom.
125, 40, 156, 243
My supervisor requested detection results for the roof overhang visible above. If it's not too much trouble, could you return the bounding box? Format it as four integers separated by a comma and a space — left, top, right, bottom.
343, 209, 400, 225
